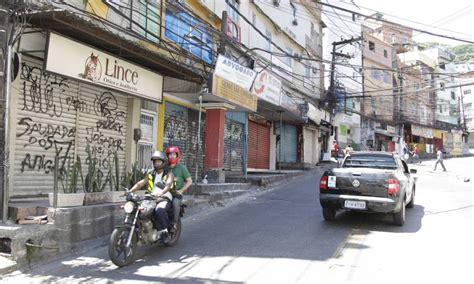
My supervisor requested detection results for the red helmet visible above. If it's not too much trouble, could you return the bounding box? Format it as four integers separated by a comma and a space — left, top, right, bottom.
166, 146, 181, 165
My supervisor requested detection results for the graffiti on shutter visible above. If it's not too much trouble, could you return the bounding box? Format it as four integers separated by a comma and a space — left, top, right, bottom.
76, 84, 128, 189
13, 57, 78, 195
164, 102, 205, 180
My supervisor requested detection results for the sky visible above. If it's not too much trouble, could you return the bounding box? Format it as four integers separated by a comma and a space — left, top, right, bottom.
351, 0, 473, 47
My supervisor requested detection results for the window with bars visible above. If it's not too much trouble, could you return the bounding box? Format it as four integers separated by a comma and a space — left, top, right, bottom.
138, 112, 157, 169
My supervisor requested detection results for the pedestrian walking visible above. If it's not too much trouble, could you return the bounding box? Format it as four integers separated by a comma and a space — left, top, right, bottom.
433, 147, 447, 172
402, 143, 410, 162
344, 144, 353, 157
412, 144, 421, 163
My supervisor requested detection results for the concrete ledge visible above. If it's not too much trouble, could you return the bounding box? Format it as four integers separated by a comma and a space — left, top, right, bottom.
190, 183, 252, 195
200, 190, 251, 204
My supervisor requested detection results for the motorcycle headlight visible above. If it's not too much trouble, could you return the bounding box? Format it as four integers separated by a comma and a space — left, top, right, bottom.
123, 201, 135, 213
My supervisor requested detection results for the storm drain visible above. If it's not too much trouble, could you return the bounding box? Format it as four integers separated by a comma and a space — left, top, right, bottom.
0, 238, 12, 254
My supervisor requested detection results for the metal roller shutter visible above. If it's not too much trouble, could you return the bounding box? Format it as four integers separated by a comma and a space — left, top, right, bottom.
13, 57, 79, 196
248, 120, 270, 169
76, 83, 128, 186
304, 128, 317, 164
278, 123, 297, 163
224, 118, 245, 171
185, 109, 205, 181
164, 102, 205, 181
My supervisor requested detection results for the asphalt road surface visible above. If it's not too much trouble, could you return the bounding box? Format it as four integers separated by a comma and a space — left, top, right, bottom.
2, 156, 473, 283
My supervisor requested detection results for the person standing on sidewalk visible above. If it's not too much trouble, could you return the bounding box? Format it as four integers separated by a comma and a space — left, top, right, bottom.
433, 147, 447, 172
166, 146, 193, 228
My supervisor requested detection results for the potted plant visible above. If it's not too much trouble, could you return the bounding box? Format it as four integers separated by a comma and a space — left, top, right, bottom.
48, 156, 85, 207
107, 151, 128, 203
83, 145, 111, 205
121, 162, 147, 195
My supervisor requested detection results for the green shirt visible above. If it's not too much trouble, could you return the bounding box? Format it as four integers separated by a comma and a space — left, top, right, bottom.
169, 163, 191, 190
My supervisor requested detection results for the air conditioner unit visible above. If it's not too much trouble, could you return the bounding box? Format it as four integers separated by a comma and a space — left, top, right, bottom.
273, 0, 280, 6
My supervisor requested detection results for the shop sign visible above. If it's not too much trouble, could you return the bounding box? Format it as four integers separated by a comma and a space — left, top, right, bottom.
307, 103, 321, 123
214, 55, 257, 91
252, 69, 282, 106
45, 32, 163, 102
280, 92, 300, 115
212, 75, 257, 112
387, 125, 396, 135
433, 129, 445, 139
412, 125, 433, 138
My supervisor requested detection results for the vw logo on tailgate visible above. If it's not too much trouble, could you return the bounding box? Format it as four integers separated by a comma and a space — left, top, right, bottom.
352, 179, 360, 188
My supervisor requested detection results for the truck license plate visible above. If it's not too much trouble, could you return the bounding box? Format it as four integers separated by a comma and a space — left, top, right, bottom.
344, 200, 366, 209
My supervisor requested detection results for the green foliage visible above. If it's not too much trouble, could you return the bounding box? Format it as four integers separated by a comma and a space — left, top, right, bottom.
451, 44, 474, 62
120, 162, 145, 190
84, 145, 110, 193
60, 156, 83, 194
108, 151, 121, 191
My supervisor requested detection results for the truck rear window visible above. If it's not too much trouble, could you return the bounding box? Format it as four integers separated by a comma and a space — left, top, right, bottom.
342, 155, 397, 169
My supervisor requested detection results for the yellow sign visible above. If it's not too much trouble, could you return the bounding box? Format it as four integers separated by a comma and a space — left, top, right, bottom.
212, 75, 258, 112
432, 129, 445, 139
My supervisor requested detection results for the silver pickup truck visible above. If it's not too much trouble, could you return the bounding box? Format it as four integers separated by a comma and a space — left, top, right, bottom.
319, 151, 417, 226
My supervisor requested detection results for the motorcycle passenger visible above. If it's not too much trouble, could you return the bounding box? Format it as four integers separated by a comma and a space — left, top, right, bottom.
165, 146, 193, 229
128, 151, 174, 242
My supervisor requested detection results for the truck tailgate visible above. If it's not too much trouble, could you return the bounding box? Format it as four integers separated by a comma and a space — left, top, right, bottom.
327, 168, 395, 198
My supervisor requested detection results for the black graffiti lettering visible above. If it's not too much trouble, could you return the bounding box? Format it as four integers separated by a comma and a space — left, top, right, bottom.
164, 115, 188, 143
86, 127, 124, 151
17, 117, 76, 139
94, 92, 118, 117
66, 96, 90, 113
20, 154, 54, 174
21, 63, 68, 118
95, 111, 125, 135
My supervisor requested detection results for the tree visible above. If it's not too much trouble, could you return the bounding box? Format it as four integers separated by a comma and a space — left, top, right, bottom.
451, 44, 474, 62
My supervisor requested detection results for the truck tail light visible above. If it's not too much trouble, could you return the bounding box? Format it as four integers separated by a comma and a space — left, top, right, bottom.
320, 175, 328, 192
388, 178, 399, 196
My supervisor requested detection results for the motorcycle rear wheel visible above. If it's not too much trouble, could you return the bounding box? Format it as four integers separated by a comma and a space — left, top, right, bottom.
108, 227, 138, 267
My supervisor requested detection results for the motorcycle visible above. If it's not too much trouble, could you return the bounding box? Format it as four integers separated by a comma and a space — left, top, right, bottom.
108, 182, 185, 267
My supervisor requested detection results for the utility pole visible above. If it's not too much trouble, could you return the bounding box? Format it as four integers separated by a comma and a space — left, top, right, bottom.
0, 0, 11, 223
328, 37, 362, 112
459, 85, 467, 131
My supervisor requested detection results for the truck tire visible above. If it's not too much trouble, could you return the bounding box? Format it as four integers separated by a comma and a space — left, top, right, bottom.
393, 202, 405, 226
323, 207, 336, 221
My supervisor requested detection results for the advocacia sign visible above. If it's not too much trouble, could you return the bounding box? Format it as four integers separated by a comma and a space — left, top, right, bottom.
45, 32, 163, 102
214, 55, 257, 91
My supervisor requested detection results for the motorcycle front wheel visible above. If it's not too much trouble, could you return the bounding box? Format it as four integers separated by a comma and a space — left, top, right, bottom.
108, 227, 138, 267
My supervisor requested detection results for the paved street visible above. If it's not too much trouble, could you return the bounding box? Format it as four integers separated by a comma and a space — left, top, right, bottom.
1, 157, 473, 283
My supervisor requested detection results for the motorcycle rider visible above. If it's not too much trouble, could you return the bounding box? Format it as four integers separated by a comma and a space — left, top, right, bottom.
165, 146, 193, 229
128, 151, 174, 242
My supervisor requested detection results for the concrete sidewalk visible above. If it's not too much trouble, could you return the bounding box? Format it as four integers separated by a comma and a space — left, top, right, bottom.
0, 164, 335, 275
